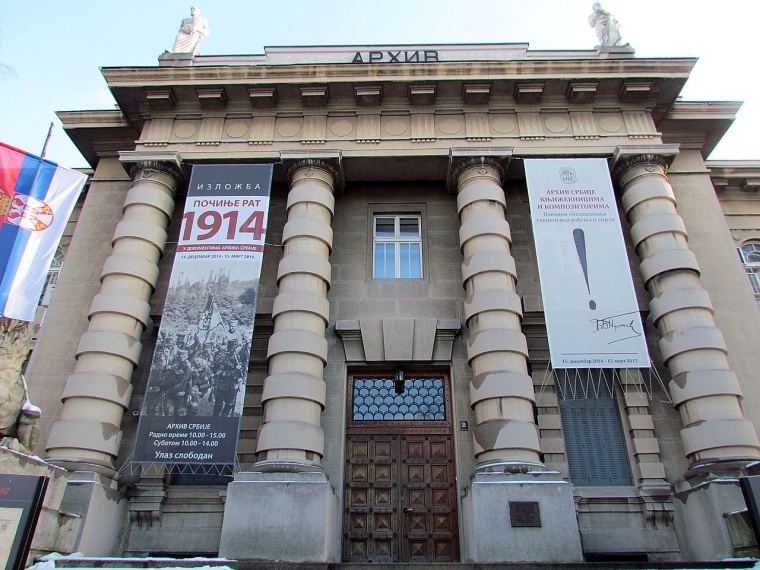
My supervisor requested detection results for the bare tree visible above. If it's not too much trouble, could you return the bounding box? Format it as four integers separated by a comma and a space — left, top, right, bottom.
0, 21, 17, 79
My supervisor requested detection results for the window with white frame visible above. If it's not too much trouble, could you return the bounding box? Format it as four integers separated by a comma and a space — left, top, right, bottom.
739, 242, 760, 302
373, 215, 422, 278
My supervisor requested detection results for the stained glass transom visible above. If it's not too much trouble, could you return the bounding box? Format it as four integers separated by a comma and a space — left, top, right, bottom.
352, 376, 446, 421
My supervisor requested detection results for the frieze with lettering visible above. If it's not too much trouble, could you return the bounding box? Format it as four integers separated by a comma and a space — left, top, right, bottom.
351, 50, 439, 64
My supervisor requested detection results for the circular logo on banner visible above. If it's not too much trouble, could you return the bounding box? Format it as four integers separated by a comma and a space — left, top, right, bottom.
560, 167, 577, 184
6, 194, 54, 231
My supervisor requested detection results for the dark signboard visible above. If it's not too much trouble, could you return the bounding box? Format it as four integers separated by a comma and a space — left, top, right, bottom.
741, 475, 760, 546
0, 474, 47, 570
133, 164, 273, 464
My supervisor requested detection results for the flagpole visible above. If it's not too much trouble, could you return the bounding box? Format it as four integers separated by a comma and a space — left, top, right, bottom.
39, 122, 54, 160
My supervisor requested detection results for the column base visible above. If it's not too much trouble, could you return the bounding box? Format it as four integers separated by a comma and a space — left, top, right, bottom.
575, 486, 679, 560
219, 471, 340, 562
461, 470, 583, 562
675, 467, 750, 561
59, 471, 128, 556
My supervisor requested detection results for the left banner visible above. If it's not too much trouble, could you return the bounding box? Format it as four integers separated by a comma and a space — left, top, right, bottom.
134, 164, 273, 465
0, 142, 87, 321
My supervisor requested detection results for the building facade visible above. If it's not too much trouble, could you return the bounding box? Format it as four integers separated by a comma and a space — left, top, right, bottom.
24, 42, 760, 563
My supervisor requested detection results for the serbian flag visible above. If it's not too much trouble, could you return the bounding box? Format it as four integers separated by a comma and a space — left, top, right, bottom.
197, 292, 226, 344
0, 142, 87, 321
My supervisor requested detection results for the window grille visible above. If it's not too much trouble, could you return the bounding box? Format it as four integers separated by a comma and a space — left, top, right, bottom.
352, 375, 445, 421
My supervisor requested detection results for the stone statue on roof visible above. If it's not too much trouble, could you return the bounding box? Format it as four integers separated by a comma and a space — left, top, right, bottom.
588, 3, 623, 47
172, 6, 210, 56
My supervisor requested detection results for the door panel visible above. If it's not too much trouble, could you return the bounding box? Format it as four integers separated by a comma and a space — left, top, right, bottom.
344, 433, 459, 562
400, 435, 458, 562
344, 372, 459, 564
344, 435, 398, 562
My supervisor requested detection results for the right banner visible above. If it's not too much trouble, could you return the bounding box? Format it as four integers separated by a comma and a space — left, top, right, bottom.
524, 158, 650, 369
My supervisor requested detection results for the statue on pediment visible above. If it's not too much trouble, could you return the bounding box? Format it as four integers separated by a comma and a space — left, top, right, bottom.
588, 3, 623, 47
172, 6, 210, 56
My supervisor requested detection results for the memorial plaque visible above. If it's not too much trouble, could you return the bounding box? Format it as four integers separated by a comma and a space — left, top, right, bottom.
509, 501, 541, 527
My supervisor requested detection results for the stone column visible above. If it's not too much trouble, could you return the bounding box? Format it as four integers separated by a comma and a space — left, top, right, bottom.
220, 153, 341, 562
451, 151, 582, 563
255, 157, 337, 469
45, 152, 183, 476
612, 146, 760, 561
452, 156, 542, 469
612, 147, 760, 469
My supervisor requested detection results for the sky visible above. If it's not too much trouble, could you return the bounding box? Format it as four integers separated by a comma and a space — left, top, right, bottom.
1, 0, 758, 169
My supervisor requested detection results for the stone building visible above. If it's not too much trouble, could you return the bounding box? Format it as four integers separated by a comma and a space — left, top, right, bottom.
23, 40, 760, 563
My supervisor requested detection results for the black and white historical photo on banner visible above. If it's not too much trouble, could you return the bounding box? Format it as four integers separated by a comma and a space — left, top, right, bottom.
144, 264, 259, 420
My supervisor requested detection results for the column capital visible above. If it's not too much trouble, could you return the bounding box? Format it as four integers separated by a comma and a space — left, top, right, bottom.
280, 150, 343, 191
118, 150, 184, 182
611, 144, 680, 182
447, 147, 513, 192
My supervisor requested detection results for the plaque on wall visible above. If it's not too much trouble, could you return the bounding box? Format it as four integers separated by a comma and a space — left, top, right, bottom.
509, 501, 541, 527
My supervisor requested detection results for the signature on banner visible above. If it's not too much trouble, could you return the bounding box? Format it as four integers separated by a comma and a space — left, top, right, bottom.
590, 311, 643, 344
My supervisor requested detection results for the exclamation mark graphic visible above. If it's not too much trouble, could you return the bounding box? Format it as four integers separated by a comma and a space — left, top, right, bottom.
573, 228, 596, 310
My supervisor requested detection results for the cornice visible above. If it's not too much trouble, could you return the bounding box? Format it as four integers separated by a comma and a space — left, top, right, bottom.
707, 161, 760, 172
666, 101, 743, 120
101, 58, 694, 138
57, 110, 139, 168
659, 101, 742, 158
101, 58, 698, 87
56, 110, 131, 129
707, 161, 760, 194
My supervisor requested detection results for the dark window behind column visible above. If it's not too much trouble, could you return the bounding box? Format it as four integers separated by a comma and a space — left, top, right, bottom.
557, 369, 632, 486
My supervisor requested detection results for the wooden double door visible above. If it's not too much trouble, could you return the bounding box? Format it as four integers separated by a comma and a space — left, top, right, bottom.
343, 373, 459, 563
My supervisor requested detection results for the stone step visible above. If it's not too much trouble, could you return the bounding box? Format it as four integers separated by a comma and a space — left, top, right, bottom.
50, 557, 759, 570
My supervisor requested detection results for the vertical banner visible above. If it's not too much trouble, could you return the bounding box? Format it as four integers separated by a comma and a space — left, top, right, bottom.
0, 142, 87, 321
134, 164, 273, 464
525, 158, 649, 369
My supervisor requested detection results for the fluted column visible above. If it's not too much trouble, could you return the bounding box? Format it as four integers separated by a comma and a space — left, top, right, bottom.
612, 147, 760, 469
452, 156, 542, 470
46, 152, 183, 475
255, 158, 337, 470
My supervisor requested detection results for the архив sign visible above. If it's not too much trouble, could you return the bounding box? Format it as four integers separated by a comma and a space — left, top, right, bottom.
351, 50, 439, 63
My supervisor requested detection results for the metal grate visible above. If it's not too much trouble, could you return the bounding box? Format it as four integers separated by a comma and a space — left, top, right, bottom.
556, 368, 632, 486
